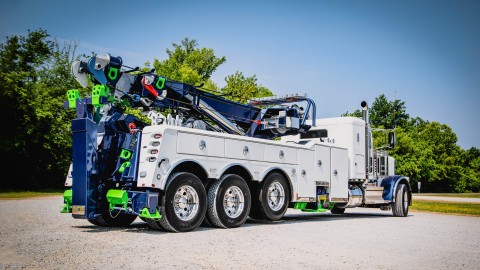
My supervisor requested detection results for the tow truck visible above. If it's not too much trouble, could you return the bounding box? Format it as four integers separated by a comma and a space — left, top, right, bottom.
61, 53, 412, 232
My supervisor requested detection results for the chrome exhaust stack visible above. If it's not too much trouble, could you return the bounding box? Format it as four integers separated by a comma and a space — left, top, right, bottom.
361, 101, 371, 179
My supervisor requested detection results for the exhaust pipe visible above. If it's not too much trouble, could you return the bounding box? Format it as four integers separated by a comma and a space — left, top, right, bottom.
361, 101, 370, 179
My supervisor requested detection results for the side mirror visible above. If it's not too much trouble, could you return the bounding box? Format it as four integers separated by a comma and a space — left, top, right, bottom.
388, 131, 396, 148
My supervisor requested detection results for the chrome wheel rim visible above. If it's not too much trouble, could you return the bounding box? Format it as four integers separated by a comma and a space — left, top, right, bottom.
267, 181, 285, 211
223, 186, 245, 218
173, 185, 199, 221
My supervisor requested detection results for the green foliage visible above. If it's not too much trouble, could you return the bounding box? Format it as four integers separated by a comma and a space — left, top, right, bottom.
201, 78, 220, 93
153, 38, 273, 102
342, 109, 362, 118
370, 94, 409, 129
0, 29, 82, 188
221, 71, 273, 103
153, 38, 226, 85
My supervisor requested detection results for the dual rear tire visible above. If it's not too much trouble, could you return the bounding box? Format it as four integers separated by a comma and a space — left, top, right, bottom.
147, 173, 254, 232
207, 174, 251, 228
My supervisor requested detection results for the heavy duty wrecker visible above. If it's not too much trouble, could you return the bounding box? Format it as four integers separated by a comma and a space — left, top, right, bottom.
61, 53, 412, 232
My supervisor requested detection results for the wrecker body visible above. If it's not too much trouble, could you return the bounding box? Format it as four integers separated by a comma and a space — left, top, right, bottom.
61, 54, 412, 232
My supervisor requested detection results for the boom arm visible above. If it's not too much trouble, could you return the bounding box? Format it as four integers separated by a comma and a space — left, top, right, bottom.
69, 53, 315, 139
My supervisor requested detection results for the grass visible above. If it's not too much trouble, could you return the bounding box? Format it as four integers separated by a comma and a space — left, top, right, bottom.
0, 189, 63, 199
413, 193, 480, 198
410, 200, 480, 216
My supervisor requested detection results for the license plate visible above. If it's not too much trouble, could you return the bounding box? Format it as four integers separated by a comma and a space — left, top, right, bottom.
72, 205, 85, 215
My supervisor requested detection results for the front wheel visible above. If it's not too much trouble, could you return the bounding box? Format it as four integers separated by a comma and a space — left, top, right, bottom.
249, 172, 289, 221
156, 172, 207, 232
392, 183, 409, 217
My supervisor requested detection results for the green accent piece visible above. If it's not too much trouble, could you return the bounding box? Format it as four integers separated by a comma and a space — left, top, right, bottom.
106, 189, 128, 210
120, 149, 132, 160
294, 202, 308, 210
118, 161, 131, 173
155, 77, 166, 89
60, 189, 73, 213
67, 90, 80, 108
301, 208, 328, 213
293, 202, 328, 213
107, 67, 119, 80
139, 207, 162, 220
92, 84, 109, 106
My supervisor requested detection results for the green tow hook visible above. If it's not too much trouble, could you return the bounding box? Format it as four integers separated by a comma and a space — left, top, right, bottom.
106, 189, 128, 211
60, 189, 72, 213
139, 208, 162, 220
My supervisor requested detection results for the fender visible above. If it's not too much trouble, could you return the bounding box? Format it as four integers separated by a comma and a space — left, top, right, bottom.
260, 166, 295, 200
216, 163, 255, 181
380, 175, 412, 204
161, 159, 209, 190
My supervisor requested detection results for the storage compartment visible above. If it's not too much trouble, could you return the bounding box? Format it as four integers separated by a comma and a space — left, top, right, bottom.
177, 132, 224, 157
225, 139, 264, 161
264, 145, 297, 164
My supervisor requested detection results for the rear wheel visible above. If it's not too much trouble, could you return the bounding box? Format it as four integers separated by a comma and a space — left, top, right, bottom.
392, 183, 409, 217
207, 174, 251, 228
156, 172, 207, 232
249, 172, 289, 221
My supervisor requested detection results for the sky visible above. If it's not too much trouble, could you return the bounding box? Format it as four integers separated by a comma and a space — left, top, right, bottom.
1, 0, 479, 149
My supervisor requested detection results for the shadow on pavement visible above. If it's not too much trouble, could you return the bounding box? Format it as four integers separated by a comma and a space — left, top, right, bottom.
74, 210, 395, 234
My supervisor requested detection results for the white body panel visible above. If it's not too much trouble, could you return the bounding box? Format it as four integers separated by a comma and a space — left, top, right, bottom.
282, 117, 366, 180
137, 125, 351, 202
330, 147, 349, 201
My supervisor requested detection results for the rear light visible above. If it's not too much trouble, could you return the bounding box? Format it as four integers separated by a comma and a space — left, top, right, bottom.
151, 149, 158, 155
148, 157, 157, 162
152, 141, 160, 147
153, 133, 162, 139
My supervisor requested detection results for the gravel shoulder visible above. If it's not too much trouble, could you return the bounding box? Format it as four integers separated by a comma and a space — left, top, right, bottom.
1, 196, 479, 270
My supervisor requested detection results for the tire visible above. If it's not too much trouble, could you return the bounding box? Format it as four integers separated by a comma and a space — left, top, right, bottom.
157, 172, 207, 232
392, 183, 409, 217
201, 216, 213, 227
249, 172, 289, 221
330, 206, 346, 214
207, 174, 251, 228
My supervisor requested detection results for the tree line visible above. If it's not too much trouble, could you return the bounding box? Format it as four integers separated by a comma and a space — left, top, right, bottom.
0, 29, 477, 192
